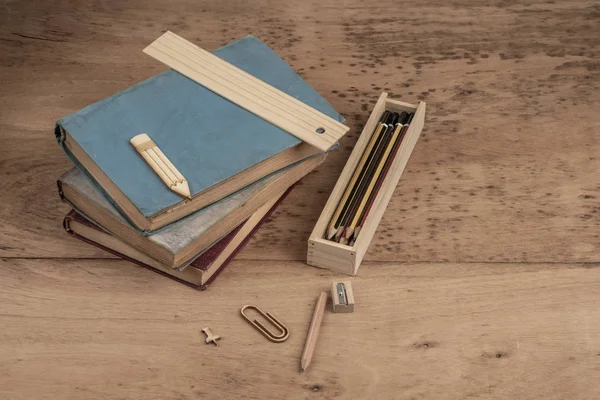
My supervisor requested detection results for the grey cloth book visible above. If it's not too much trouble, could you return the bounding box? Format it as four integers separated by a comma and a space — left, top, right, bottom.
62, 182, 293, 290
58, 152, 325, 269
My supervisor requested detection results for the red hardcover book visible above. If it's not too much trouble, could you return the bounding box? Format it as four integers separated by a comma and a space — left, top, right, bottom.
63, 186, 292, 290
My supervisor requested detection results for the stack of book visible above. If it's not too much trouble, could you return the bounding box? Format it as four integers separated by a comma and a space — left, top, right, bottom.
54, 36, 344, 290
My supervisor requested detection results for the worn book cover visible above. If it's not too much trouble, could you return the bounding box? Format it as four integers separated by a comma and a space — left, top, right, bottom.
55, 35, 343, 232
58, 153, 323, 269
63, 185, 292, 290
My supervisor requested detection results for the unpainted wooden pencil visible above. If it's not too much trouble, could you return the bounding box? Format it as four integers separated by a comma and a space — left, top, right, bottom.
130, 133, 192, 199
300, 292, 328, 373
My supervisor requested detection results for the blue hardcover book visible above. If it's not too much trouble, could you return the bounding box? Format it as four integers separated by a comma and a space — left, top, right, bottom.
55, 35, 343, 233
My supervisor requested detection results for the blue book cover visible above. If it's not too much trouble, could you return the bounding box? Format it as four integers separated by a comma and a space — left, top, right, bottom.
56, 35, 343, 232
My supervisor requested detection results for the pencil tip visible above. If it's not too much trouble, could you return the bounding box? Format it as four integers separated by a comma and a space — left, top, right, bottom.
171, 181, 192, 199
341, 228, 354, 244
334, 226, 345, 240
301, 368, 305, 373
327, 226, 338, 240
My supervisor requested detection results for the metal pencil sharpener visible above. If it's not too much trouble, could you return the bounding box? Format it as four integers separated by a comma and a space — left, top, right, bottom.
331, 281, 355, 313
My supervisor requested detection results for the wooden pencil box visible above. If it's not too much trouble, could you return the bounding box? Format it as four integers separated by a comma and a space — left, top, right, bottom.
307, 92, 426, 275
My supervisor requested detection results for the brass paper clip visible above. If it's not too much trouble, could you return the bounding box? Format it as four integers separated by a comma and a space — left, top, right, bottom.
240, 305, 290, 343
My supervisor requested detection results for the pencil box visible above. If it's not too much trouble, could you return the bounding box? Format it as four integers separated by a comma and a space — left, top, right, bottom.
307, 92, 426, 275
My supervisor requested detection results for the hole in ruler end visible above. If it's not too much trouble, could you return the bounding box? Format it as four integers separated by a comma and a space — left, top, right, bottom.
316, 127, 326, 134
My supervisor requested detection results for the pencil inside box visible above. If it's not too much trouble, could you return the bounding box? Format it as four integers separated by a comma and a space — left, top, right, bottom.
325, 107, 416, 246
308, 93, 425, 276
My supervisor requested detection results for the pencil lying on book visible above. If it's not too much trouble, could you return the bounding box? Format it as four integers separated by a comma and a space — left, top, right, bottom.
348, 112, 414, 246
326, 111, 392, 240
130, 133, 192, 199
337, 112, 400, 244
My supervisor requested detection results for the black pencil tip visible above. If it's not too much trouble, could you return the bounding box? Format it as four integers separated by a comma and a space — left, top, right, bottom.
398, 111, 409, 125
383, 112, 395, 125
379, 110, 391, 123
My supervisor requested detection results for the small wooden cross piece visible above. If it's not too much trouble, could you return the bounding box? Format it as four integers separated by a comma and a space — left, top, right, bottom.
201, 327, 221, 346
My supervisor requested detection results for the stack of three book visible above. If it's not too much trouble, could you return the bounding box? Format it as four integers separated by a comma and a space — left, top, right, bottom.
55, 35, 344, 290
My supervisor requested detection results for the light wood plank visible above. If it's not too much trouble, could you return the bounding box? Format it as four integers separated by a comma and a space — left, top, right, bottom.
0, 0, 599, 264
1, 2, 600, 399
144, 31, 349, 151
1, 258, 600, 399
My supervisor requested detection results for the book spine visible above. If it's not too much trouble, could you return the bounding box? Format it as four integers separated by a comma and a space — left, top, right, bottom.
57, 168, 153, 237
57, 179, 66, 203
56, 182, 106, 235
63, 211, 73, 233
55, 124, 153, 236
62, 211, 205, 291
54, 123, 66, 144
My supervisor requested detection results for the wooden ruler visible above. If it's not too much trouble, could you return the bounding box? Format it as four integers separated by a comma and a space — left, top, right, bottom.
143, 31, 349, 152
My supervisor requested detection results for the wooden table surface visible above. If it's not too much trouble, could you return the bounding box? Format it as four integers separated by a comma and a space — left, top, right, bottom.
1, 0, 599, 399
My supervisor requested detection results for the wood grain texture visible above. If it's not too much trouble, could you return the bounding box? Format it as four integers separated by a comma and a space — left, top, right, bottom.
1, 1, 600, 397
2, 258, 600, 399
1, 0, 599, 262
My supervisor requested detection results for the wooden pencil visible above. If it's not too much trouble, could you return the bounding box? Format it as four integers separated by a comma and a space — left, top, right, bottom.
348, 112, 414, 245
335, 112, 398, 241
300, 292, 328, 373
130, 133, 192, 199
326, 111, 392, 240
344, 112, 408, 241
337, 112, 399, 243
349, 113, 412, 245
330, 112, 393, 241
328, 112, 391, 239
